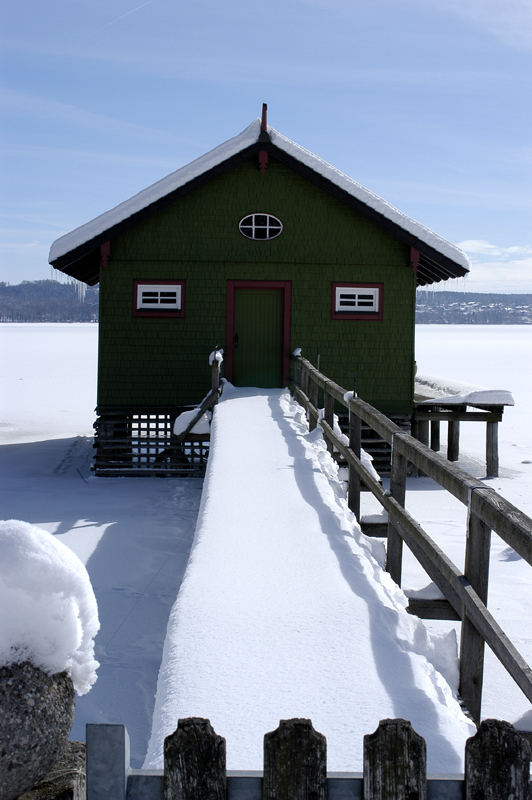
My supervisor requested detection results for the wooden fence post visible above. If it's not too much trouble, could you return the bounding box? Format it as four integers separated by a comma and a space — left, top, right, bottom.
459, 499, 491, 724
465, 719, 531, 800
163, 717, 225, 800
348, 399, 361, 521
386, 440, 407, 586
363, 718, 427, 800
263, 719, 327, 800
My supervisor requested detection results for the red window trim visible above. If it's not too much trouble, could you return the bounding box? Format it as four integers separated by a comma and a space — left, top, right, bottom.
225, 280, 292, 386
132, 279, 185, 318
331, 282, 383, 320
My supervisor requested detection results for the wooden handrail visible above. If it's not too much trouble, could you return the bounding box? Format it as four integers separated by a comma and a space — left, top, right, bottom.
293, 355, 532, 722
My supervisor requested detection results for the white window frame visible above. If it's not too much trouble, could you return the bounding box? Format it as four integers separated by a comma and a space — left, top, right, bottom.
332, 283, 383, 320
133, 280, 185, 317
137, 284, 181, 311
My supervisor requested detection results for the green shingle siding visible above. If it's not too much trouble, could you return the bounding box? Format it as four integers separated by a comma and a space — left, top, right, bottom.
98, 156, 415, 414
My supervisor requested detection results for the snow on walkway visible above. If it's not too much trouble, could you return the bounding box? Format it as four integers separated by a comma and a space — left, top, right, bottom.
145, 387, 475, 773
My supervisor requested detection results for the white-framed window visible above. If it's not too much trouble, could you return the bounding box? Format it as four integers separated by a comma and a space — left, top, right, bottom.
133, 280, 185, 317
239, 213, 283, 240
332, 283, 383, 320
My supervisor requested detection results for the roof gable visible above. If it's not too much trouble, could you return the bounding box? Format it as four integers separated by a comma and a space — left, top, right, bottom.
49, 119, 469, 286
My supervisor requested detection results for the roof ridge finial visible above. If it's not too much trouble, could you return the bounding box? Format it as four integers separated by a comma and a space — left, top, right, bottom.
261, 102, 268, 132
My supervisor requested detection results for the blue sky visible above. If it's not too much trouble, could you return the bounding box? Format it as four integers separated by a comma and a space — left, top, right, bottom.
1, 0, 531, 292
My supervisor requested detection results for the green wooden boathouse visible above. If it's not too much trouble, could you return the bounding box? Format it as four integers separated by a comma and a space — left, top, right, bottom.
49, 107, 469, 475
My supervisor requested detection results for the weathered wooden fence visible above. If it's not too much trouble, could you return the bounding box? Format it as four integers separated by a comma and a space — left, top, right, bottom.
292, 355, 532, 725
86, 717, 531, 800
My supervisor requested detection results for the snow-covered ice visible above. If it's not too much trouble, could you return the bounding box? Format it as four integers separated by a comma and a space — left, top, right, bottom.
0, 519, 99, 694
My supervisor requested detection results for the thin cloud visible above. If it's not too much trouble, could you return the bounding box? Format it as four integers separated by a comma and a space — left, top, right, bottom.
454, 240, 532, 292
429, 0, 532, 50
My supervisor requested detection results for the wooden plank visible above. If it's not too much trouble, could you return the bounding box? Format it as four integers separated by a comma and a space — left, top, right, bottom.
164, 718, 225, 800
263, 719, 327, 800
465, 719, 531, 800
470, 488, 532, 566
414, 410, 503, 423
364, 719, 427, 800
407, 598, 460, 620
349, 396, 401, 443
361, 521, 388, 537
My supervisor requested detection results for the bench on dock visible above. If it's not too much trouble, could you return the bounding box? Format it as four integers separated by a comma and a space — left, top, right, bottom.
413, 377, 514, 477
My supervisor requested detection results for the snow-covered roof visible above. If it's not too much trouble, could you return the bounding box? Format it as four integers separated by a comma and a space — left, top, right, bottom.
49, 119, 470, 285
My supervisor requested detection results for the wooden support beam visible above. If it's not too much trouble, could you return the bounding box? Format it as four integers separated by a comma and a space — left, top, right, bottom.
348, 403, 361, 522
361, 521, 388, 537
430, 420, 440, 452
486, 421, 499, 477
407, 597, 460, 620
447, 419, 460, 461
459, 508, 491, 723
386, 445, 407, 586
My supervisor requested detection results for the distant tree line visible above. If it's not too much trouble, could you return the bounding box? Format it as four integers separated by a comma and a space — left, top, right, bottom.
1, 281, 531, 324
416, 291, 532, 324
0, 280, 99, 322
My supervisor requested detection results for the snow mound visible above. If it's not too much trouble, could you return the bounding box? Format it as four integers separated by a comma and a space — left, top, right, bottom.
416, 373, 514, 405
0, 520, 100, 695
173, 410, 211, 436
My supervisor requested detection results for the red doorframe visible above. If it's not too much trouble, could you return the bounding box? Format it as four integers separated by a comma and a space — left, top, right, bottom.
225, 280, 292, 386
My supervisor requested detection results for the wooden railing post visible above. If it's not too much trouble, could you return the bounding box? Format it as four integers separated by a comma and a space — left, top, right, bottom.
263, 719, 327, 800
324, 383, 334, 454
211, 357, 221, 396
465, 719, 530, 800
364, 719, 427, 800
309, 374, 319, 432
459, 495, 492, 723
348, 398, 361, 521
164, 718, 226, 800
386, 437, 407, 586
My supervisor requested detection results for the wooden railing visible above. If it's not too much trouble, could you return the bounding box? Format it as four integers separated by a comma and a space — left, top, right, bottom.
85, 717, 531, 799
292, 356, 532, 724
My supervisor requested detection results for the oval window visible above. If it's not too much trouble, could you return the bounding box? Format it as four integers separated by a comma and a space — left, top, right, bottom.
239, 213, 283, 240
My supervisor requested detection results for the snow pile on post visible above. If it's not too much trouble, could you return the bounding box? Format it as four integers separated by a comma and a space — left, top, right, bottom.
0, 520, 99, 695
145, 388, 475, 773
